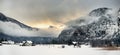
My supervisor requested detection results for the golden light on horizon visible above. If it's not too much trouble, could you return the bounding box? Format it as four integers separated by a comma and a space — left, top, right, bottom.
33, 23, 66, 29
30, 19, 66, 30
33, 24, 50, 29
32, 22, 66, 30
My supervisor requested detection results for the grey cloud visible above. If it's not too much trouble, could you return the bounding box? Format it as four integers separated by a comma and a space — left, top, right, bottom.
0, 0, 120, 25
0, 21, 60, 37
0, 0, 120, 37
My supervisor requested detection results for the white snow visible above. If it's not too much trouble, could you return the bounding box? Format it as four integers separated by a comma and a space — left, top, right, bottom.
0, 45, 120, 55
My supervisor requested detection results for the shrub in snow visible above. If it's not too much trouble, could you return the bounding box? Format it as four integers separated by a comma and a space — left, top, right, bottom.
22, 41, 33, 46
62, 45, 65, 48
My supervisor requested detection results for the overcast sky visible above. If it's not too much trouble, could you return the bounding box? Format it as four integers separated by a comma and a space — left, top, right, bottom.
0, 0, 120, 28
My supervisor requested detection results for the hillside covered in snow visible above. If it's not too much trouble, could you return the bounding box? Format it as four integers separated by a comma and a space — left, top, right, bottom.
59, 7, 120, 47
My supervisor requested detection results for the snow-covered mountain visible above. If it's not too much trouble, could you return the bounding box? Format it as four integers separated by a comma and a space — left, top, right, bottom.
59, 7, 120, 45
0, 13, 56, 43
0, 12, 59, 37
89, 8, 112, 17
0, 13, 39, 30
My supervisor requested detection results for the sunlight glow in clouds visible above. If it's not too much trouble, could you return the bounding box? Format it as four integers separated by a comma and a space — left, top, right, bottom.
0, 0, 120, 37
0, 0, 119, 29
33, 24, 50, 29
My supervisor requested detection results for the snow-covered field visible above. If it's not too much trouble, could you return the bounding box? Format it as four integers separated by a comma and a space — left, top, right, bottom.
0, 45, 120, 55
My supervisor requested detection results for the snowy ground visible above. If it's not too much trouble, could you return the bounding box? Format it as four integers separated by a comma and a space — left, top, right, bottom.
0, 45, 120, 55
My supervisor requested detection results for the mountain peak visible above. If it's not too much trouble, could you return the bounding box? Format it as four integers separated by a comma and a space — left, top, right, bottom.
59, 8, 120, 45
89, 7, 112, 17
0, 12, 39, 31
0, 13, 7, 21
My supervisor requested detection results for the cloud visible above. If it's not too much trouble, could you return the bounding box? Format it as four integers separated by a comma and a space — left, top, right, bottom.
0, 21, 60, 37
66, 7, 119, 28
0, 0, 119, 26
0, 0, 120, 37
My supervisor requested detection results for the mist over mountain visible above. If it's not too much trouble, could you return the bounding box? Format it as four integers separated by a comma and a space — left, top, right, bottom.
1, 7, 120, 45
59, 7, 120, 45
0, 13, 60, 43
0, 13, 58, 37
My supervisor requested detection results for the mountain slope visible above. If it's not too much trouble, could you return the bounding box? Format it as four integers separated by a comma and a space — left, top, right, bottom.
0, 13, 56, 44
0, 13, 38, 30
0, 33, 55, 44
59, 7, 120, 46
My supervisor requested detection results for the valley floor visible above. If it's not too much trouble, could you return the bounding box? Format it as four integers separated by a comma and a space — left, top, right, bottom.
0, 45, 120, 55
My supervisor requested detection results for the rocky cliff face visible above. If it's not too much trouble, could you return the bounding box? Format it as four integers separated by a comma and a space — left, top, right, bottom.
59, 8, 120, 46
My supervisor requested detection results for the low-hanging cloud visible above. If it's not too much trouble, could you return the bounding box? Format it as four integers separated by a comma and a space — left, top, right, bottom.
0, 0, 120, 37
0, 21, 60, 37
66, 7, 119, 28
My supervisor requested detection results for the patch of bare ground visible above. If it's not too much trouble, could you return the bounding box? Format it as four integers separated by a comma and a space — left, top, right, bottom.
100, 47, 120, 50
